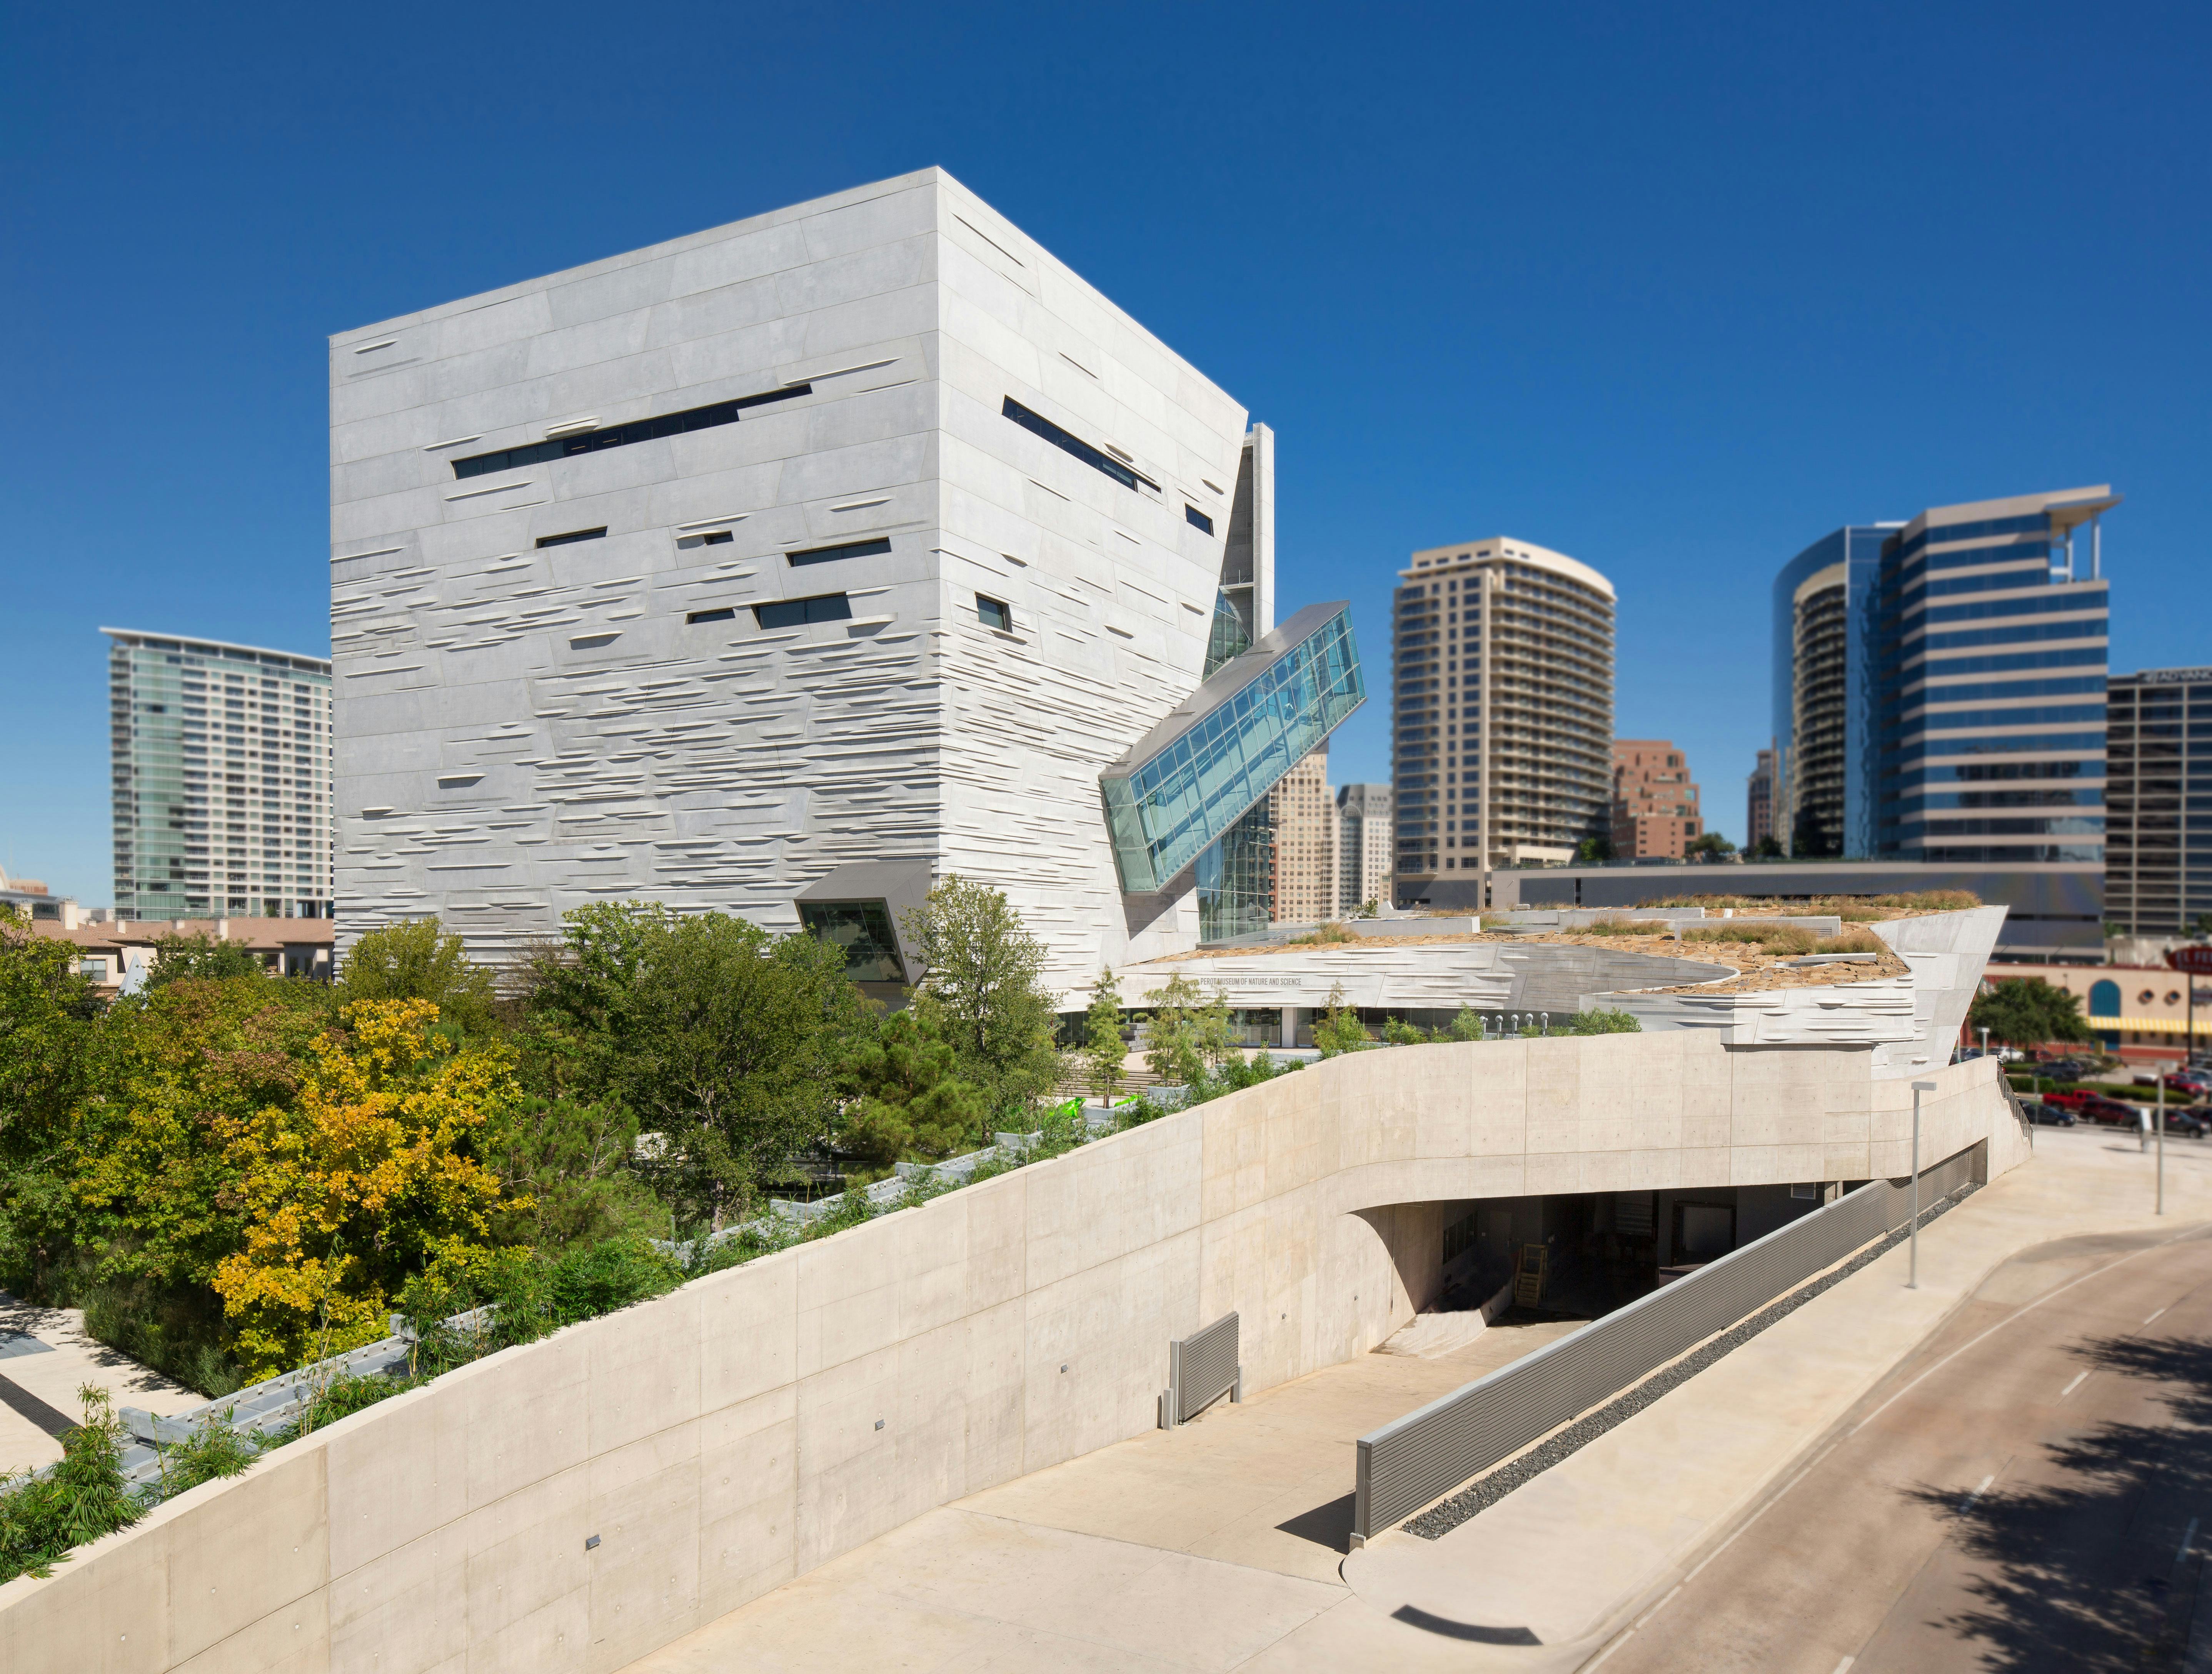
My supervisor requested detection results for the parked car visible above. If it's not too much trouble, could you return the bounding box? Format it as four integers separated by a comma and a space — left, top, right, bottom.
2041, 1087, 2097, 1112
2166, 1071, 2212, 1099
2022, 1099, 2077, 1127
2158, 1109, 2212, 1139
2078, 1095, 2147, 1128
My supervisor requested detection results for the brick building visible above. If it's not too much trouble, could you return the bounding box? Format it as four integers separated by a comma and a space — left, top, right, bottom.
1612, 739, 1703, 860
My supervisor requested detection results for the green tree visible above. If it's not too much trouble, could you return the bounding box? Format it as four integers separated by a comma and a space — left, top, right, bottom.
1969, 977, 2094, 1050
1079, 968, 1127, 1102
836, 1008, 989, 1165
1313, 983, 1373, 1058
478, 1093, 660, 1249
1143, 973, 1209, 1087
73, 976, 331, 1300
144, 933, 265, 988
0, 913, 100, 1299
1381, 1016, 1429, 1045
1574, 836, 1614, 865
630, 914, 864, 1222
1442, 1006, 1487, 1041
1685, 832, 1737, 860
337, 917, 500, 1038
1749, 834, 1785, 860
901, 876, 1060, 1116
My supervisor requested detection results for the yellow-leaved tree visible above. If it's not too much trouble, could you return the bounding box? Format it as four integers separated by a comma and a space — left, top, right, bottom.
212, 998, 521, 1378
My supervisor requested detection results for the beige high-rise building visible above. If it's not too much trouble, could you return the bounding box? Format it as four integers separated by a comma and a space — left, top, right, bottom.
1391, 538, 1616, 906
1336, 783, 1393, 914
1268, 746, 1338, 923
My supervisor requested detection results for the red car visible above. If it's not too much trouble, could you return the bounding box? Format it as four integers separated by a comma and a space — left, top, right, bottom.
2040, 1088, 2096, 1112
2078, 1095, 2146, 1128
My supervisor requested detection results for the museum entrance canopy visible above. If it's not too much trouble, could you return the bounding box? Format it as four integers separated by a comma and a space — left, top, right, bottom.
1100, 601, 1364, 894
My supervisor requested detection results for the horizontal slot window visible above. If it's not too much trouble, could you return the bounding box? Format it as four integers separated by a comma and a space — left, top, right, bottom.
787, 537, 892, 567
537, 527, 607, 549
686, 608, 736, 624
1185, 504, 1214, 535
702, 531, 734, 546
450, 384, 812, 479
977, 594, 1012, 631
1002, 396, 1158, 493
754, 593, 854, 630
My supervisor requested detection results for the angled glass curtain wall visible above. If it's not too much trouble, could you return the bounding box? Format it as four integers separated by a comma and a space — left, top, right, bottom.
1101, 604, 1363, 894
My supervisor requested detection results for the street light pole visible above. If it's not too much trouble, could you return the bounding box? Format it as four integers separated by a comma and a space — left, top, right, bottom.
2158, 1070, 2166, 1215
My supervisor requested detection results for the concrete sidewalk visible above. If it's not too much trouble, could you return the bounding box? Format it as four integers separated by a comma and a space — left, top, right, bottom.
0, 1295, 204, 1475
626, 1128, 2210, 1672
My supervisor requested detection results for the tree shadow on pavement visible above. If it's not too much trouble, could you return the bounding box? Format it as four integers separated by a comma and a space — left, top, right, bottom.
1903, 1333, 2212, 1672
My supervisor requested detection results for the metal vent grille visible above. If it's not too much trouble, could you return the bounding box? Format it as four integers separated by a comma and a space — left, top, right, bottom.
1353, 1141, 1986, 1538
1164, 1312, 1241, 1426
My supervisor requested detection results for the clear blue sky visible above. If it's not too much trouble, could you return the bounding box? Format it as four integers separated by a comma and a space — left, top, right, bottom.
5, 2, 2205, 903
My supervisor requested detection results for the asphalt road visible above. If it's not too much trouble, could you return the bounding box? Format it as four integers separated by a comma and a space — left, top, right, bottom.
1591, 1218, 2212, 1674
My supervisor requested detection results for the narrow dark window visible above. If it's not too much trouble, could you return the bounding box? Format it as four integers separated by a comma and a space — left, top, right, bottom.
450, 384, 813, 479
1185, 504, 1214, 535
787, 537, 892, 567
686, 607, 737, 624
976, 595, 1012, 632
1001, 397, 1158, 493
754, 593, 855, 630
702, 531, 734, 546
537, 527, 607, 549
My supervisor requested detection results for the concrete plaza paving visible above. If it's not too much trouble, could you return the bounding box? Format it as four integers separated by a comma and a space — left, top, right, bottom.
627, 1123, 2208, 1671
0, 1296, 203, 1475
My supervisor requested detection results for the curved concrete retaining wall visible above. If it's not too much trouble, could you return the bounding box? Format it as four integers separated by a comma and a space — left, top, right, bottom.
0, 1037, 2024, 1674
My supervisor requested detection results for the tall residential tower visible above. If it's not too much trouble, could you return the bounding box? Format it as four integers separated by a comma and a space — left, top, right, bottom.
104, 629, 333, 920
1391, 539, 1615, 907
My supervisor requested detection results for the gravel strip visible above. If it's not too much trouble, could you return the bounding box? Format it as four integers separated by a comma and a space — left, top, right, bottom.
1402, 1184, 1978, 1540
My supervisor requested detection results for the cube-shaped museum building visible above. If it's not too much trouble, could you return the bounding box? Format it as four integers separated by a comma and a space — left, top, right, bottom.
329, 169, 1362, 992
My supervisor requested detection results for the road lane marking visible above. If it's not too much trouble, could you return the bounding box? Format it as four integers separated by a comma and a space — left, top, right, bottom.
1959, 1473, 1994, 1512
2181, 1517, 2199, 1563
1850, 1227, 2202, 1438
1585, 1230, 2207, 1671
2146, 1307, 2168, 1325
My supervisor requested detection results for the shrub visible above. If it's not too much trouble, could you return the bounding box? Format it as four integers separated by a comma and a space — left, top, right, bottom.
1287, 922, 1357, 946
1580, 918, 1670, 936
0, 1387, 138, 1584
1560, 1008, 1642, 1035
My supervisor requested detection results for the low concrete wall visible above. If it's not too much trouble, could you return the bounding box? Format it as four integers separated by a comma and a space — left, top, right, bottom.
0, 1036, 2024, 1674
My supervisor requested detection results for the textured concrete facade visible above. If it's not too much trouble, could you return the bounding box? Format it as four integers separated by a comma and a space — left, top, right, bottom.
0, 1036, 2026, 1674
329, 170, 1264, 984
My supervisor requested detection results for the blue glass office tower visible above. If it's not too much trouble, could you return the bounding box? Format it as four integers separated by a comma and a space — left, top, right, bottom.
1772, 527, 1896, 856
1774, 486, 2117, 863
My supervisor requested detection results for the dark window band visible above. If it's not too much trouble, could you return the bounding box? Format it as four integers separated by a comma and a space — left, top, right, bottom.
1185, 504, 1214, 535
702, 531, 734, 546
686, 607, 736, 624
1002, 397, 1158, 493
788, 537, 891, 567
450, 384, 812, 479
537, 527, 607, 548
755, 593, 854, 630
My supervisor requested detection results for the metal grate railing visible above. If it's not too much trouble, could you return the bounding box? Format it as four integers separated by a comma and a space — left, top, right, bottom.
1352, 1141, 1987, 1540
1161, 1312, 1242, 1428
